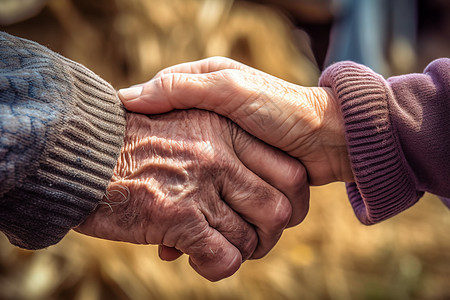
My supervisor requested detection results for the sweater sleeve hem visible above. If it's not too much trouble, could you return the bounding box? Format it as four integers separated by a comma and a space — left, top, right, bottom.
0, 32, 126, 249
319, 61, 422, 225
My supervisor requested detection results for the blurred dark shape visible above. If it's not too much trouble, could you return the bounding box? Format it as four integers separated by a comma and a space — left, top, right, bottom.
242, 0, 449, 75
325, 0, 417, 76
417, 0, 450, 71
240, 0, 334, 70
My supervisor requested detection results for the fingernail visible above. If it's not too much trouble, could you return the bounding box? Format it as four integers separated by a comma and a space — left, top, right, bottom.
118, 86, 143, 101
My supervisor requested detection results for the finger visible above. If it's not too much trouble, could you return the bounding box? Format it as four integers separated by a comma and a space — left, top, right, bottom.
197, 189, 258, 261
219, 150, 293, 259
158, 245, 183, 261
161, 189, 258, 264
119, 71, 243, 114
221, 171, 290, 259
231, 127, 310, 228
154, 191, 246, 281
179, 225, 243, 282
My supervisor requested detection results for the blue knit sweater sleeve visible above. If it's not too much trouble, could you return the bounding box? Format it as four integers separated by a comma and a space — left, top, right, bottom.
0, 32, 126, 249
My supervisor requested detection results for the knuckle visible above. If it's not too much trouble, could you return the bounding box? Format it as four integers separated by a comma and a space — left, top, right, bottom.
267, 194, 292, 232
286, 163, 308, 193
176, 217, 210, 250
217, 68, 241, 84
157, 73, 180, 95
214, 70, 248, 98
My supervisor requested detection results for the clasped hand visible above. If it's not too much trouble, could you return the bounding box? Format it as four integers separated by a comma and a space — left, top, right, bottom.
76, 109, 309, 281
121, 57, 353, 185
79, 56, 353, 281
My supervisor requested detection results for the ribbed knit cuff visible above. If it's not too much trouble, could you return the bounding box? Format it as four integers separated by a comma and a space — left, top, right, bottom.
0, 32, 126, 249
319, 61, 422, 225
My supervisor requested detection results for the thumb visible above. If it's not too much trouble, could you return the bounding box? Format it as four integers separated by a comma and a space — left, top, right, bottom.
117, 56, 264, 113
118, 81, 173, 114
118, 71, 246, 115
118, 71, 289, 141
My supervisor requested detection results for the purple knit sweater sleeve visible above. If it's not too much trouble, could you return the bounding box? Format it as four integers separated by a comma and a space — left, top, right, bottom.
319, 58, 450, 225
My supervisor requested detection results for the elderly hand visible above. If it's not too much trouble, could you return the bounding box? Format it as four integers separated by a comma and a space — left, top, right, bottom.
75, 109, 309, 281
119, 57, 353, 185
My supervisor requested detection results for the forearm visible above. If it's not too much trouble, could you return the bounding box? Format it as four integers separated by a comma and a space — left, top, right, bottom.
0, 32, 126, 249
387, 59, 450, 197
319, 58, 450, 224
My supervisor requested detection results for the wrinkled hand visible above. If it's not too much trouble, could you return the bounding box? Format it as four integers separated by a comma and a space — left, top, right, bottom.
119, 57, 353, 185
76, 110, 309, 281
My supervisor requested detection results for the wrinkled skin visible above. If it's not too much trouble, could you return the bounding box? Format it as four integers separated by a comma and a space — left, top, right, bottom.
76, 110, 309, 281
120, 57, 353, 185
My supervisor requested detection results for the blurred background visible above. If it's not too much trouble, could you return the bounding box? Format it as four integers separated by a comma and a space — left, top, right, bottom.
0, 0, 449, 299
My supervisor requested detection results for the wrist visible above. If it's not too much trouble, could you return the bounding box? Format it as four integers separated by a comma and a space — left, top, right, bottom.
313, 87, 354, 183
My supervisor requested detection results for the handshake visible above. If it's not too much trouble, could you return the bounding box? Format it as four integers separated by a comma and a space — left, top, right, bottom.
2, 33, 447, 283
76, 57, 352, 281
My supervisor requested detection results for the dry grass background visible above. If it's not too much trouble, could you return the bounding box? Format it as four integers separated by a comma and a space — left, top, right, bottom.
1, 0, 450, 299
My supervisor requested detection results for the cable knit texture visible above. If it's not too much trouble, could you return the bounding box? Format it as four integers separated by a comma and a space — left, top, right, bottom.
319, 59, 450, 225
0, 32, 126, 249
